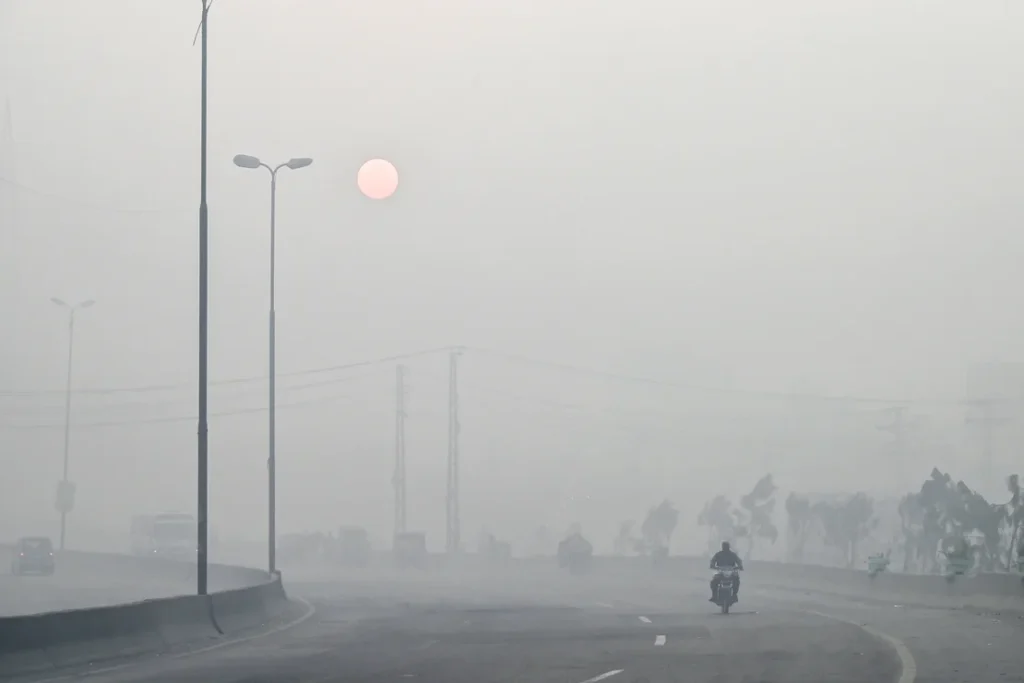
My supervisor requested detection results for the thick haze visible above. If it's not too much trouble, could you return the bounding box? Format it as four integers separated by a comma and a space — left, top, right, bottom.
2, 1, 1023, 555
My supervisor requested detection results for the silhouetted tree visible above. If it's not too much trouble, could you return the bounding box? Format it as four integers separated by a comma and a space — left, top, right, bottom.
698, 495, 736, 553
739, 474, 779, 558
613, 520, 636, 556
812, 492, 877, 568
639, 500, 680, 555
785, 493, 813, 562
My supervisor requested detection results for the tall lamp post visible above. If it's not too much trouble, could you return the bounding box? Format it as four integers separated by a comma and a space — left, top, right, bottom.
50, 297, 95, 550
232, 153, 313, 575
196, 0, 212, 597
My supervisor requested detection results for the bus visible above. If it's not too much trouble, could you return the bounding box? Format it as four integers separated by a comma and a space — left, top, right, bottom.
130, 513, 196, 560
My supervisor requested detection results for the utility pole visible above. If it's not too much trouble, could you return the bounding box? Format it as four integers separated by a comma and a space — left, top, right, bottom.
965, 399, 1011, 496
446, 349, 462, 554
50, 298, 95, 550
393, 364, 407, 538
196, 0, 212, 596
877, 406, 908, 491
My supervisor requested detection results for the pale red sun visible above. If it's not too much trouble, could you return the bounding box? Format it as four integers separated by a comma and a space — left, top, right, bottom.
357, 158, 399, 200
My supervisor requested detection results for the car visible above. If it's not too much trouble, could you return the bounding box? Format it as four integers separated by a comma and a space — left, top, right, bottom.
11, 536, 55, 576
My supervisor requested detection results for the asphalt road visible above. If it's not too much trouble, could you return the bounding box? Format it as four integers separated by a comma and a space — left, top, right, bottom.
9, 564, 1024, 682
0, 566, 916, 683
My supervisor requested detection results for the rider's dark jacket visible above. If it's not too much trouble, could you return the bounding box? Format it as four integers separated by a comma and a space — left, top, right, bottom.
710, 549, 743, 568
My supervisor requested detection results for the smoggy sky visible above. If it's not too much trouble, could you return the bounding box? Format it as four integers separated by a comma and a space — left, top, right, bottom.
1, 0, 1023, 553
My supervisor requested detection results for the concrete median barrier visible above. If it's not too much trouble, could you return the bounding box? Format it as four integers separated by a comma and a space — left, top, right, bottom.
209, 571, 288, 634
0, 569, 289, 680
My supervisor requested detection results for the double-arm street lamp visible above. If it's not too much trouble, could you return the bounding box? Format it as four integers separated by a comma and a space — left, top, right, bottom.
232, 154, 313, 575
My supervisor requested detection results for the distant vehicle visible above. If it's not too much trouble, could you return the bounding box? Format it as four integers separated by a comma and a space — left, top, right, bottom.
867, 552, 890, 578
393, 532, 428, 569
11, 536, 55, 576
479, 533, 512, 564
557, 532, 593, 575
331, 527, 371, 568
130, 513, 196, 561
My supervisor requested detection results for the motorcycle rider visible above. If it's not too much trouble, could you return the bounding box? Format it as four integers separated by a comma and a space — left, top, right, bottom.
709, 541, 743, 602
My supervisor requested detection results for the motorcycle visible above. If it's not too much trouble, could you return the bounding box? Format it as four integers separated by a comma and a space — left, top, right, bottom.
867, 553, 890, 579
712, 566, 740, 614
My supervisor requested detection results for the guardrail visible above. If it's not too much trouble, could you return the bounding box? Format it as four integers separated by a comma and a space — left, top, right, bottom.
0, 556, 289, 680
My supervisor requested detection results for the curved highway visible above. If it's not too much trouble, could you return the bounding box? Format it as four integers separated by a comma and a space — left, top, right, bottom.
12, 563, 1020, 683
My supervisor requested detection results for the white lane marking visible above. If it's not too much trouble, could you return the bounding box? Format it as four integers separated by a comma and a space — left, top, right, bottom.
595, 601, 615, 609
638, 616, 652, 623
654, 635, 666, 646
30, 596, 318, 683
806, 610, 916, 683
580, 669, 624, 683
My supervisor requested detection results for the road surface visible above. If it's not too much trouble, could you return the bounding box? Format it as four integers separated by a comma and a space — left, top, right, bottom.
12, 564, 1020, 683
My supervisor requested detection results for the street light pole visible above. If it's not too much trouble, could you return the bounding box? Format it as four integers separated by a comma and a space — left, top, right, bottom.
232, 154, 312, 576
196, 0, 211, 597
50, 297, 94, 551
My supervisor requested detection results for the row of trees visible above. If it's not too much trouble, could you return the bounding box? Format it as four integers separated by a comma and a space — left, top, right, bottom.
697, 474, 781, 558
613, 467, 1022, 574
687, 474, 881, 569
731, 468, 1022, 572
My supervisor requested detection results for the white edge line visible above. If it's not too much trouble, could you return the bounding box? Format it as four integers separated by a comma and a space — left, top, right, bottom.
29, 596, 317, 683
638, 616, 652, 623
654, 635, 666, 646
579, 669, 624, 683
805, 609, 916, 683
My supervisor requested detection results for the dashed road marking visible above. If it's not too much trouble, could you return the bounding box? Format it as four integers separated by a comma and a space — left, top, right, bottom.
654, 635, 666, 646
595, 601, 615, 609
805, 610, 916, 683
638, 616, 652, 623
580, 669, 624, 683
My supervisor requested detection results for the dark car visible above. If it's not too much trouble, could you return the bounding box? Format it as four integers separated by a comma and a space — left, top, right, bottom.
11, 536, 55, 576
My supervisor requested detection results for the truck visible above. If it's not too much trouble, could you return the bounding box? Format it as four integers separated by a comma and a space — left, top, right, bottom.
130, 513, 197, 561
557, 532, 593, 575
329, 526, 371, 568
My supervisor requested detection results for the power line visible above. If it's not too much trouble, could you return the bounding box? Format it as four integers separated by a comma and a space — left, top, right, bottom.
0, 369, 390, 419
0, 388, 381, 431
0, 176, 190, 215
462, 346, 979, 406
0, 346, 454, 397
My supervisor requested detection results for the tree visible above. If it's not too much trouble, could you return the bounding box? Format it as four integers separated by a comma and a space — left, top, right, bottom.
1006, 474, 1023, 569
785, 493, 813, 562
698, 495, 736, 553
812, 492, 877, 568
907, 468, 1014, 573
639, 500, 680, 555
897, 492, 928, 572
613, 520, 636, 556
738, 474, 779, 558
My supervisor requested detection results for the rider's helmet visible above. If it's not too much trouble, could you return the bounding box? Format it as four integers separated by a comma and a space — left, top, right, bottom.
721, 541, 730, 552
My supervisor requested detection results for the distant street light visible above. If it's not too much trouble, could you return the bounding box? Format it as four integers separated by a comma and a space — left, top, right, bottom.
232, 153, 313, 575
50, 297, 95, 550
